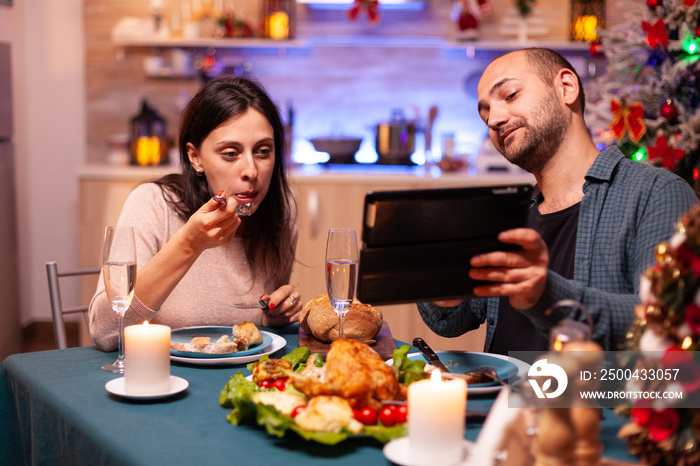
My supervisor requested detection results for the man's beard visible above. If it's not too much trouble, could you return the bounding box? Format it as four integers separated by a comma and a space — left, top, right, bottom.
496, 91, 567, 173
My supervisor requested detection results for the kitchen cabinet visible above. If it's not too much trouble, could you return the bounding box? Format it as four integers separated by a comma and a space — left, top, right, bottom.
79, 164, 534, 351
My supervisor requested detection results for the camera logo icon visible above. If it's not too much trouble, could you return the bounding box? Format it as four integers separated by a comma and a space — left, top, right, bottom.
527, 358, 568, 399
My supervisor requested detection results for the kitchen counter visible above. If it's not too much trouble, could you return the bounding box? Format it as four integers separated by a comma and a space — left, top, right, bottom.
78, 163, 535, 185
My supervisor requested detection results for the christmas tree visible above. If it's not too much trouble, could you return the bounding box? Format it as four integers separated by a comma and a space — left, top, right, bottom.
591, 0, 700, 189
618, 204, 700, 465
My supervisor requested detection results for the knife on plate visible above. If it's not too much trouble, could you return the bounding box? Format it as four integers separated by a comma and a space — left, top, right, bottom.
231, 298, 270, 310
413, 337, 450, 373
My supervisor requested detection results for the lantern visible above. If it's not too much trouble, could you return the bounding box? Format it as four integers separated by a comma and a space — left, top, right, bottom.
570, 0, 605, 42
129, 99, 168, 166
262, 0, 296, 40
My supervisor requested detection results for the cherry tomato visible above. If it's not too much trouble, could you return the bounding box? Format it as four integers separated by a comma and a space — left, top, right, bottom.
379, 405, 397, 426
272, 378, 286, 391
394, 405, 408, 424
356, 406, 378, 425
257, 379, 272, 389
291, 405, 306, 418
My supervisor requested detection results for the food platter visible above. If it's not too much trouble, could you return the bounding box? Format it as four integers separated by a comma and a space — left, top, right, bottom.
170, 330, 285, 365
386, 351, 529, 395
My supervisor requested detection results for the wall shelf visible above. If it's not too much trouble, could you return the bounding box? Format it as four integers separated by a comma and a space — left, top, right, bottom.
112, 37, 309, 50
113, 36, 595, 53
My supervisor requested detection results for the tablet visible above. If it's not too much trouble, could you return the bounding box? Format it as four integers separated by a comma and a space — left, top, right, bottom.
356, 184, 533, 305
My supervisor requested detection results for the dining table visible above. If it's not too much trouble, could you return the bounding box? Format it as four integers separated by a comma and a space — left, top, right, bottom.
1, 325, 640, 465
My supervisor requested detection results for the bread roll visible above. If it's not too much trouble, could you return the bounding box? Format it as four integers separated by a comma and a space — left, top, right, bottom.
299, 294, 383, 343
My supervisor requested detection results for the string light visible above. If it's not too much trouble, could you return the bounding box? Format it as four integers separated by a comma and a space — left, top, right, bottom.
633, 147, 648, 161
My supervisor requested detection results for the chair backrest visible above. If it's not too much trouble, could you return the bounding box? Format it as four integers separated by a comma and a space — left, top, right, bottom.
46, 261, 101, 349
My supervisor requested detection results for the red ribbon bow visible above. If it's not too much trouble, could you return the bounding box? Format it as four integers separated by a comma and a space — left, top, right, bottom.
610, 99, 646, 144
648, 134, 685, 170
642, 18, 669, 49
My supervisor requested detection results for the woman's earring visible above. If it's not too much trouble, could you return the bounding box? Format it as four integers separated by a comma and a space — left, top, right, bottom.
194, 167, 203, 176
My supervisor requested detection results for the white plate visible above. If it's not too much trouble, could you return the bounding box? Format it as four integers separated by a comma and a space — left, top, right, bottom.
383, 437, 473, 466
169, 331, 286, 366
386, 351, 530, 395
105, 375, 189, 400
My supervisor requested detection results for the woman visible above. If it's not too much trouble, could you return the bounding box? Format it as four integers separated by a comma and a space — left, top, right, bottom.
89, 77, 299, 351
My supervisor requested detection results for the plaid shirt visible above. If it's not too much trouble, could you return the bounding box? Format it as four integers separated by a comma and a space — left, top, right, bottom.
417, 146, 699, 351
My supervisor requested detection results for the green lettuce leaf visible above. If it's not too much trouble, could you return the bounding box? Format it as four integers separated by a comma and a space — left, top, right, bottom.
246, 346, 315, 373
392, 345, 427, 385
220, 372, 257, 424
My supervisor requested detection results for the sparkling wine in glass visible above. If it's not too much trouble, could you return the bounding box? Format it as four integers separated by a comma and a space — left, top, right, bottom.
325, 228, 358, 339
101, 226, 136, 373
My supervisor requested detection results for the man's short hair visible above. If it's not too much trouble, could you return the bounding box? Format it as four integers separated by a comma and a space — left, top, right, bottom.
522, 47, 586, 115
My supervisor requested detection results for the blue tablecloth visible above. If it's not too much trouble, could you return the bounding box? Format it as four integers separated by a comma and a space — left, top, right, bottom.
1, 326, 639, 465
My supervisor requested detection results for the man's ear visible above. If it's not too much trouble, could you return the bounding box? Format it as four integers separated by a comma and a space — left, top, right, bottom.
557, 68, 580, 107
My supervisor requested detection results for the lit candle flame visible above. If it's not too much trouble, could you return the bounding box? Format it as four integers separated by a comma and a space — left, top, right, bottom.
553, 338, 563, 351
143, 321, 149, 327
430, 368, 442, 384
682, 336, 693, 350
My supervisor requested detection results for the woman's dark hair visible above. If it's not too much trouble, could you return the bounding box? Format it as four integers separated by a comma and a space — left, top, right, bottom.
154, 77, 295, 286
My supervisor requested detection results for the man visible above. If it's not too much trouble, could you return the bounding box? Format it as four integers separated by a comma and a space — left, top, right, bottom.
417, 48, 698, 353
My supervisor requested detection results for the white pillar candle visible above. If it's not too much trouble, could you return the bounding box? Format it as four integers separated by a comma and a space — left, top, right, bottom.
408, 369, 467, 465
124, 322, 171, 396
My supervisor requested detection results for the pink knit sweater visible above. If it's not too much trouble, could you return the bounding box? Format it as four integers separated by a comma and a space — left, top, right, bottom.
88, 183, 296, 351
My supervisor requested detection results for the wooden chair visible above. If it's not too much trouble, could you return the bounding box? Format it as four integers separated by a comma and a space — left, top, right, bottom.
46, 261, 100, 349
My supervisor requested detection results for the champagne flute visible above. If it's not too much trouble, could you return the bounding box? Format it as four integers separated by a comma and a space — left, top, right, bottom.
325, 228, 359, 339
101, 226, 137, 373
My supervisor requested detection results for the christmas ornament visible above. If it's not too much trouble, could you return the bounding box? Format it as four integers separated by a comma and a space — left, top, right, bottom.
348, 0, 379, 25
589, 41, 604, 58
646, 50, 665, 66
682, 0, 697, 7
451, 0, 487, 40
648, 134, 685, 169
477, 0, 493, 15
642, 18, 669, 48
647, 0, 661, 10
515, 0, 535, 18
610, 99, 647, 144
660, 99, 678, 121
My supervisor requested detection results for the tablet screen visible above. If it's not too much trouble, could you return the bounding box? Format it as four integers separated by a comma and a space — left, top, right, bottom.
356, 184, 533, 305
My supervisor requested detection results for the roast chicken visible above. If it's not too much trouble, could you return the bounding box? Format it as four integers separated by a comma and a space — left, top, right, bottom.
290, 338, 406, 410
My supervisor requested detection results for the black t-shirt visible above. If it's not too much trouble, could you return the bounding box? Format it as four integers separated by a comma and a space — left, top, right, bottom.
489, 201, 580, 355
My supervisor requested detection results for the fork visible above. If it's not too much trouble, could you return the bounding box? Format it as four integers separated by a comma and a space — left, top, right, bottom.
441, 367, 509, 386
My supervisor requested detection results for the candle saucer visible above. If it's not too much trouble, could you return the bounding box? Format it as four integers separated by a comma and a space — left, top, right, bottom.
383, 437, 473, 466
106, 375, 189, 400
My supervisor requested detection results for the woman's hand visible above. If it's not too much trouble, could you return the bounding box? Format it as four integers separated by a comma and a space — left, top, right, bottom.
179, 196, 242, 254
133, 195, 241, 311
468, 228, 549, 310
261, 285, 301, 326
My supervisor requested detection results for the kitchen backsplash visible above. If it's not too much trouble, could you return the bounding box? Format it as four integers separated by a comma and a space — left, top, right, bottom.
86, 0, 625, 165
